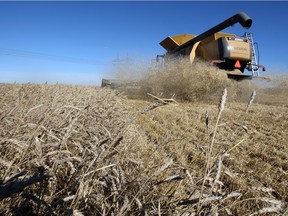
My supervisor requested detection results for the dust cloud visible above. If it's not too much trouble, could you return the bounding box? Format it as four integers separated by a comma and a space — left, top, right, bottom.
108, 58, 287, 105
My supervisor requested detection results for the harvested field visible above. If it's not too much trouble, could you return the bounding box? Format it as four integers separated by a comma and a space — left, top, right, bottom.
0, 61, 287, 215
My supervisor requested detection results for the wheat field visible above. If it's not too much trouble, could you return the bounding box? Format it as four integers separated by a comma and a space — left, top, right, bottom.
0, 60, 287, 215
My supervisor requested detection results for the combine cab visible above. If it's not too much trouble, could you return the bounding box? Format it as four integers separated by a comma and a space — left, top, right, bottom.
158, 12, 266, 81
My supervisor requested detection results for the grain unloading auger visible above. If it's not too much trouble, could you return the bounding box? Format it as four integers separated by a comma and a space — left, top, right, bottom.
158, 12, 266, 81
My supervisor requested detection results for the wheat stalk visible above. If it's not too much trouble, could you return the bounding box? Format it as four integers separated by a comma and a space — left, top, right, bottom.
153, 158, 173, 176
242, 90, 256, 125
198, 88, 227, 213
205, 110, 209, 130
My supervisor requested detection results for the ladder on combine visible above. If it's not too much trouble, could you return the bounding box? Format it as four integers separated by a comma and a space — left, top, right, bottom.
245, 32, 260, 76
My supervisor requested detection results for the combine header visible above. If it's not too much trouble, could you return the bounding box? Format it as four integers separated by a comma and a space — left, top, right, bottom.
158, 12, 266, 81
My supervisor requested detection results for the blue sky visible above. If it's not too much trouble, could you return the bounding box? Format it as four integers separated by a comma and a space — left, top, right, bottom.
0, 1, 287, 85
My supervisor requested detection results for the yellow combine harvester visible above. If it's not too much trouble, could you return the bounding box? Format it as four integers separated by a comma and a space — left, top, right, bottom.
158, 12, 266, 81
102, 12, 266, 88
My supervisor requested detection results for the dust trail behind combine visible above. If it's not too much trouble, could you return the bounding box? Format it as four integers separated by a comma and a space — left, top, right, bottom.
109, 58, 287, 105
111, 58, 249, 103
253, 74, 288, 105
139, 58, 239, 103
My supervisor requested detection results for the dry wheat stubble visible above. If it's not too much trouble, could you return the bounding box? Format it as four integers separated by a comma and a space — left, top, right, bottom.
0, 78, 287, 215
